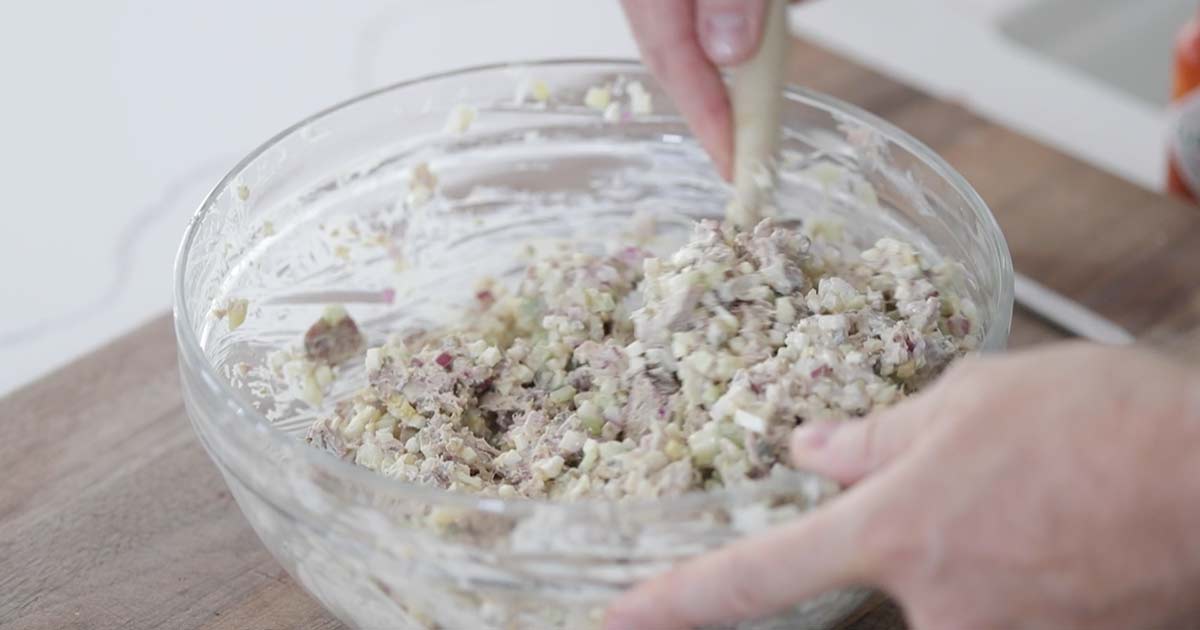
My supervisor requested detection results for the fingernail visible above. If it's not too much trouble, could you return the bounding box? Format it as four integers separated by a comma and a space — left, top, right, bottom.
701, 10, 753, 65
793, 422, 838, 451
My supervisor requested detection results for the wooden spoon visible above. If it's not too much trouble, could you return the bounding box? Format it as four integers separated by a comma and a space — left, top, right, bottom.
726, 0, 791, 229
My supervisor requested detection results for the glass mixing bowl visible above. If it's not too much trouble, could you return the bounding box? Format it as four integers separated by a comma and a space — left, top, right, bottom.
174, 59, 1013, 629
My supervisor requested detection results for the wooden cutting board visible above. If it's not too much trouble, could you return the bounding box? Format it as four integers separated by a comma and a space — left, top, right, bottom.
3, 39, 1199, 630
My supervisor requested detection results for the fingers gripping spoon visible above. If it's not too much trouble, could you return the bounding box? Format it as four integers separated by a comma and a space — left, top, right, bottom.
727, 0, 791, 229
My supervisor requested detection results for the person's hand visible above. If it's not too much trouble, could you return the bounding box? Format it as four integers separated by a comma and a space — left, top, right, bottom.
605, 343, 1200, 629
620, 0, 779, 180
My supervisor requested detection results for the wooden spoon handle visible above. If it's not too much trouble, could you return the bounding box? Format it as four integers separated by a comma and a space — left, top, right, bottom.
727, 0, 790, 229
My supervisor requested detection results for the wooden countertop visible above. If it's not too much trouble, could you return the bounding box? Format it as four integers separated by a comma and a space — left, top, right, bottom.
3, 39, 1199, 630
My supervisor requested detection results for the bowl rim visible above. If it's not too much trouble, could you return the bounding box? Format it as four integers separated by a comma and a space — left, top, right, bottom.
173, 57, 1013, 515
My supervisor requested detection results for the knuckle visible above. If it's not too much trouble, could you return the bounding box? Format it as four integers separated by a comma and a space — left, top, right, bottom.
860, 416, 885, 470
857, 503, 922, 586
906, 599, 986, 630
927, 357, 1003, 419
720, 555, 770, 619
639, 45, 670, 77
938, 354, 989, 389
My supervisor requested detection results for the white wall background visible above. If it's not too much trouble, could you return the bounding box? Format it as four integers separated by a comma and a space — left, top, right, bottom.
0, 1, 639, 394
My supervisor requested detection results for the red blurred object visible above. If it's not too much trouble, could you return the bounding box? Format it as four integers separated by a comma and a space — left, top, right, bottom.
1168, 7, 1200, 202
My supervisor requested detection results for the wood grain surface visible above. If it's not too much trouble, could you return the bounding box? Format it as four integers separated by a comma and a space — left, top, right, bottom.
3, 39, 1199, 630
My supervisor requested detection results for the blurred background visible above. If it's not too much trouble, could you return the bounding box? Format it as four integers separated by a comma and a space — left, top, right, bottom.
0, 0, 1185, 393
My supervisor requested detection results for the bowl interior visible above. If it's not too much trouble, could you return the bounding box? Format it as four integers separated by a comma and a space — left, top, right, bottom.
178, 60, 1011, 442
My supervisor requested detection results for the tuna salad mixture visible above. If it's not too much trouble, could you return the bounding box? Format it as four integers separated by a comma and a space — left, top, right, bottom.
302, 218, 979, 500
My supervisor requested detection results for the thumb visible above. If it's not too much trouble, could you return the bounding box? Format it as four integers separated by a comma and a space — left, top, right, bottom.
604, 479, 887, 630
791, 393, 934, 486
696, 0, 769, 66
